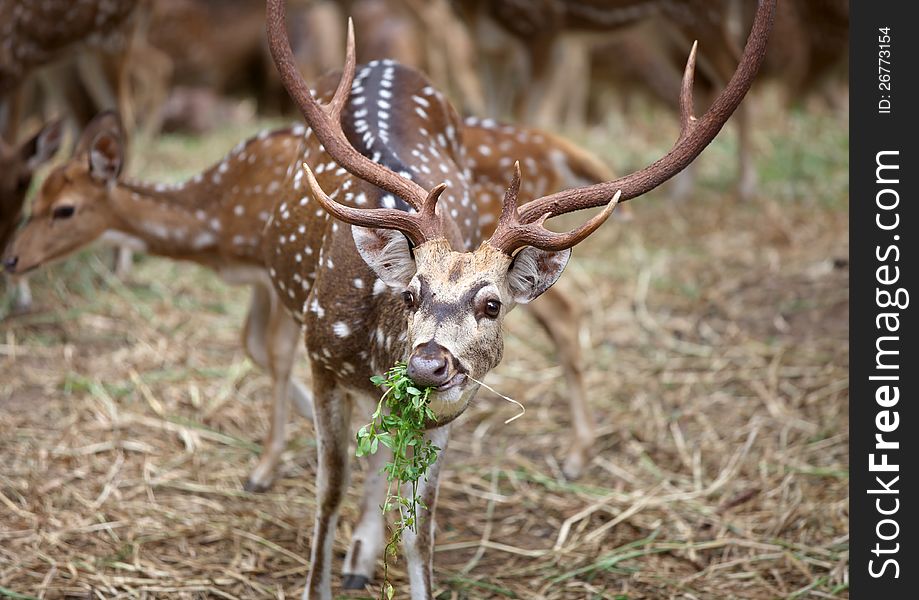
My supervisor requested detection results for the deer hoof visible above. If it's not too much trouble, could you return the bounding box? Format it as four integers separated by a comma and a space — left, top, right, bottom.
243, 477, 273, 494
737, 168, 758, 203
562, 450, 588, 481
341, 574, 369, 590
9, 299, 33, 315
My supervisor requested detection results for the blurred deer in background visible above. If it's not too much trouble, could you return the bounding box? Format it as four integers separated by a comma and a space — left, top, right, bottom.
0, 120, 62, 313
1, 0, 170, 140
148, 0, 282, 127
741, 0, 848, 108
458, 0, 840, 202
455, 0, 688, 127
1, 0, 172, 286
1, 0, 137, 139
348, 0, 485, 115
148, 0, 347, 131
1, 107, 621, 487
588, 0, 848, 196
350, 0, 422, 69
265, 0, 774, 597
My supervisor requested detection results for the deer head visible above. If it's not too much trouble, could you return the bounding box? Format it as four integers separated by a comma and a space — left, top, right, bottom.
267, 0, 773, 424
3, 112, 128, 275
302, 161, 615, 421
0, 119, 63, 261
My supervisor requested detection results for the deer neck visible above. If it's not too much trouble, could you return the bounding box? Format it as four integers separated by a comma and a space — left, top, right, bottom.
100, 126, 303, 264
105, 179, 223, 260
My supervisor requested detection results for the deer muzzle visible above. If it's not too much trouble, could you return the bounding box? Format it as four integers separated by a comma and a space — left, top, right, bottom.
3, 255, 18, 274
407, 340, 465, 390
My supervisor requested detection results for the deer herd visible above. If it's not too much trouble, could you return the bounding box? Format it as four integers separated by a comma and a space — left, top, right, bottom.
1, 0, 778, 597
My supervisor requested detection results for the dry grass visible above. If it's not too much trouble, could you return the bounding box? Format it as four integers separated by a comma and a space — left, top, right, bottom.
1, 88, 848, 599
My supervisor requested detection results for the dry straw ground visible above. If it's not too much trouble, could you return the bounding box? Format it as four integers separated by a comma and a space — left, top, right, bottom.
1, 89, 848, 599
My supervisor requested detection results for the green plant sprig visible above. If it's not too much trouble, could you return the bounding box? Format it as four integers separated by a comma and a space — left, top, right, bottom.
355, 362, 440, 599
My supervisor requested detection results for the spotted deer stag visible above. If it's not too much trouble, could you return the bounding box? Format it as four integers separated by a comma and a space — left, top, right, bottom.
0, 119, 62, 312
265, 0, 774, 597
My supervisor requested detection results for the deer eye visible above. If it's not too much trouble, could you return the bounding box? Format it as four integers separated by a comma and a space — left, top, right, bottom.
483, 299, 501, 319
52, 205, 75, 220
402, 290, 416, 309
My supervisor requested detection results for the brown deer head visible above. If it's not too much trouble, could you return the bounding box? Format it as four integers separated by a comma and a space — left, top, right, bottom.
302, 160, 615, 420
4, 113, 128, 275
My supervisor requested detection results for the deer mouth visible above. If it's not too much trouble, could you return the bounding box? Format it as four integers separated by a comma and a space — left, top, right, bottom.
434, 371, 467, 392
3, 256, 36, 276
425, 369, 473, 428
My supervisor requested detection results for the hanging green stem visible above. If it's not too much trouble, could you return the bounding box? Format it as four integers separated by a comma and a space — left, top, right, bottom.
355, 362, 440, 599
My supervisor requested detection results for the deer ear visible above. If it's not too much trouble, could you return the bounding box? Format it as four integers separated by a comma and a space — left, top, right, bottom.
76, 112, 125, 181
88, 131, 124, 182
352, 226, 416, 288
21, 118, 64, 171
75, 111, 124, 154
506, 247, 570, 304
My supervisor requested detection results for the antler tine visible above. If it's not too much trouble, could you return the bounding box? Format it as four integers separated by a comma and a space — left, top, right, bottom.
499, 161, 523, 226
327, 19, 357, 120
266, 0, 430, 211
516, 0, 776, 226
487, 160, 621, 254
421, 183, 448, 222
678, 41, 698, 141
303, 163, 445, 246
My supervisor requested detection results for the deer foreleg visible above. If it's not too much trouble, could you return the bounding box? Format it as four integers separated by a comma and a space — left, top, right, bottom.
670, 162, 698, 202
521, 39, 560, 128
735, 101, 757, 201
76, 52, 118, 112
304, 373, 352, 600
440, 2, 486, 116
8, 276, 33, 314
1, 86, 25, 142
113, 246, 134, 278
245, 291, 306, 492
525, 285, 594, 479
561, 38, 591, 131
243, 286, 311, 418
243, 284, 272, 366
401, 425, 450, 600
342, 434, 391, 589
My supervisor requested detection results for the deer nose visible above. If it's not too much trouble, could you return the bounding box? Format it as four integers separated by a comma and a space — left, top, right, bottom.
3, 255, 17, 274
407, 341, 453, 388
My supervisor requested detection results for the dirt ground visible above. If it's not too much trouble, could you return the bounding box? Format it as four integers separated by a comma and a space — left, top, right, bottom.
1, 90, 848, 599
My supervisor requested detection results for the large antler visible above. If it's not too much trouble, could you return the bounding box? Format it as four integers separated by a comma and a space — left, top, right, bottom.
498, 0, 776, 241
266, 0, 431, 212
488, 162, 620, 255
